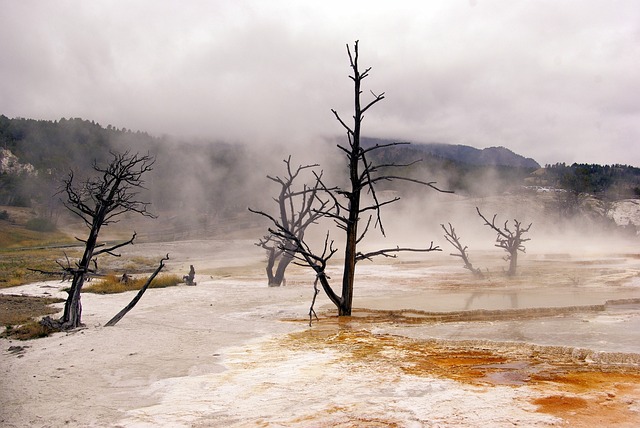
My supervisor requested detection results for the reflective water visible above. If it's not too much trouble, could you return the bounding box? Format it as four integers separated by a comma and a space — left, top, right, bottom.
353, 253, 640, 354
362, 288, 640, 312
376, 303, 640, 354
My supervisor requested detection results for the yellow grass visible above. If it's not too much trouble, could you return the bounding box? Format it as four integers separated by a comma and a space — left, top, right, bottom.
0, 222, 73, 249
0, 218, 160, 288
0, 218, 77, 288
0, 248, 81, 288
1, 320, 57, 340
0, 294, 64, 340
83, 274, 182, 294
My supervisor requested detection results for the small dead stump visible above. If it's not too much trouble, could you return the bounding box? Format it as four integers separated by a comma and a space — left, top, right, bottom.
183, 265, 196, 286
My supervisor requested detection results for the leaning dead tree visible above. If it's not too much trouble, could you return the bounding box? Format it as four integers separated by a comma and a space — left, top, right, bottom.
105, 254, 168, 327
476, 207, 532, 276
441, 223, 484, 278
44, 151, 155, 330
255, 156, 326, 287
252, 41, 449, 317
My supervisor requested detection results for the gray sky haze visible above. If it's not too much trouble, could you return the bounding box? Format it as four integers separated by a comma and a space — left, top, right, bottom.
1, 0, 639, 166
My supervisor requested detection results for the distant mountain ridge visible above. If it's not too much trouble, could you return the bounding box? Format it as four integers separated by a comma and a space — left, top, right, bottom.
361, 137, 540, 169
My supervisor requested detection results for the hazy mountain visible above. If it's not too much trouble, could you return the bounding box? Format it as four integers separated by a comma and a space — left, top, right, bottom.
362, 137, 541, 169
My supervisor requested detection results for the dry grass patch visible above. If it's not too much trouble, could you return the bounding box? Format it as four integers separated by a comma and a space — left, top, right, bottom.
0, 294, 64, 340
2, 320, 59, 340
0, 219, 77, 288
83, 273, 182, 294
0, 248, 81, 288
0, 220, 73, 249
0, 294, 63, 325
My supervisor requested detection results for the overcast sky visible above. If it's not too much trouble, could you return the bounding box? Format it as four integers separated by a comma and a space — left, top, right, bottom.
1, 1, 639, 166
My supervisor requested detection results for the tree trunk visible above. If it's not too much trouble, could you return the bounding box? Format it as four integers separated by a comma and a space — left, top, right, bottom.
339, 48, 365, 317
316, 271, 342, 310
508, 251, 518, 276
271, 251, 293, 286
62, 220, 102, 328
265, 248, 277, 285
62, 191, 114, 328
340, 203, 358, 316
63, 272, 85, 328
266, 247, 294, 287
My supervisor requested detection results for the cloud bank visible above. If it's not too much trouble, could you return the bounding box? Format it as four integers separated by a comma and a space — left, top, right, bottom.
1, 0, 639, 166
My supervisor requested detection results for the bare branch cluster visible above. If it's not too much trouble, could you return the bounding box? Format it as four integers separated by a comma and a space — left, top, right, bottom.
251, 209, 338, 275
62, 151, 156, 228
476, 207, 532, 276
441, 223, 484, 278
476, 207, 532, 253
329, 41, 450, 245
253, 156, 334, 286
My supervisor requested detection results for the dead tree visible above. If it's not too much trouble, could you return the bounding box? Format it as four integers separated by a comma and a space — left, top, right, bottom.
105, 254, 168, 327
476, 207, 531, 276
255, 156, 325, 287
49, 151, 155, 330
441, 223, 484, 278
251, 208, 338, 321
252, 41, 449, 317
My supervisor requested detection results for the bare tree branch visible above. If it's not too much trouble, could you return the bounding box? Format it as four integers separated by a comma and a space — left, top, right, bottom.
356, 242, 440, 262
308, 276, 321, 327
93, 232, 137, 257
441, 223, 484, 278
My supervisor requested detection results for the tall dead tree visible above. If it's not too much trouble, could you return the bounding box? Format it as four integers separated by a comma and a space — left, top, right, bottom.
441, 223, 484, 278
476, 207, 531, 276
53, 151, 155, 329
252, 41, 448, 317
255, 156, 326, 287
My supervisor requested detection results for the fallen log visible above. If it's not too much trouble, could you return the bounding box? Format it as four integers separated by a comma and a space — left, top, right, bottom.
105, 254, 169, 327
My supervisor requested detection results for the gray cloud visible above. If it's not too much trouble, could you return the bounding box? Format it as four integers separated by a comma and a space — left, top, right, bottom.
1, 0, 639, 166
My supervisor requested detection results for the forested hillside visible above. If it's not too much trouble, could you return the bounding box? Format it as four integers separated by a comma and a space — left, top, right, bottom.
543, 162, 640, 199
0, 116, 265, 237
0, 115, 155, 206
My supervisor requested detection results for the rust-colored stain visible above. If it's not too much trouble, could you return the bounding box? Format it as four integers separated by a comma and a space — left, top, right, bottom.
283, 313, 640, 426
532, 370, 640, 393
532, 392, 639, 427
533, 394, 588, 413
530, 371, 640, 426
